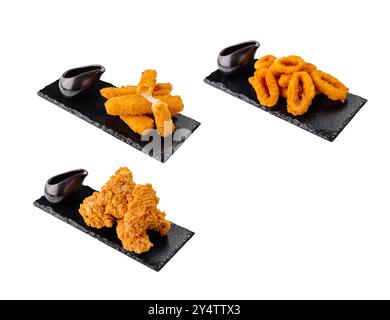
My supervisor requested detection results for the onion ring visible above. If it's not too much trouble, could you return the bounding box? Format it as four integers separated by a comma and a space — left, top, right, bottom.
311, 70, 348, 102
287, 71, 316, 116
249, 69, 280, 107
278, 74, 292, 88
303, 63, 316, 73
272, 55, 305, 74
254, 55, 277, 71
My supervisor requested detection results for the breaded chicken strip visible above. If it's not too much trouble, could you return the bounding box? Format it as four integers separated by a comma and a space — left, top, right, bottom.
152, 101, 175, 137
120, 115, 154, 135
137, 69, 157, 95
101, 83, 172, 99
116, 184, 171, 254
154, 95, 184, 116
105, 94, 152, 116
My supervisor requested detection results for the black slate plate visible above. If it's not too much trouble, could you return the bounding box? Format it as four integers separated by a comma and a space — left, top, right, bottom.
38, 80, 201, 162
33, 185, 194, 271
204, 60, 367, 141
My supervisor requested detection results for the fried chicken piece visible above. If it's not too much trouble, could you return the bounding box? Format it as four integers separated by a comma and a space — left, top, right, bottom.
101, 83, 173, 99
79, 192, 115, 229
154, 95, 184, 116
137, 69, 157, 95
105, 94, 152, 116
100, 167, 136, 219
78, 167, 135, 227
116, 184, 171, 254
120, 115, 154, 135
152, 101, 175, 137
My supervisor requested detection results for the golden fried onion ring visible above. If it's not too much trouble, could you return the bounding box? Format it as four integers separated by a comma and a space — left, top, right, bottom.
272, 55, 305, 74
249, 69, 279, 107
287, 71, 316, 116
311, 70, 348, 102
254, 55, 277, 71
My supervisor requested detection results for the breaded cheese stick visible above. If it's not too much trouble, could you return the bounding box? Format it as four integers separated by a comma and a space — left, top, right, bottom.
136, 69, 157, 95
152, 83, 173, 96
105, 95, 152, 116
152, 101, 174, 137
120, 115, 154, 135
153, 95, 184, 116
101, 83, 172, 100
100, 86, 137, 99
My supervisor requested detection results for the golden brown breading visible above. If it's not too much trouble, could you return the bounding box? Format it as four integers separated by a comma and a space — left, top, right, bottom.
311, 70, 348, 102
254, 55, 276, 71
79, 192, 115, 229
152, 83, 173, 96
100, 86, 137, 99
105, 94, 152, 116
116, 184, 171, 254
101, 83, 173, 100
120, 115, 154, 135
154, 95, 184, 116
152, 101, 175, 137
249, 69, 280, 107
78, 167, 135, 227
100, 167, 136, 219
278, 74, 293, 88
272, 55, 305, 74
137, 69, 157, 95
287, 71, 316, 116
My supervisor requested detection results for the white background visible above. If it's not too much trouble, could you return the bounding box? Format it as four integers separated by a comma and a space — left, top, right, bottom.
1, 0, 389, 299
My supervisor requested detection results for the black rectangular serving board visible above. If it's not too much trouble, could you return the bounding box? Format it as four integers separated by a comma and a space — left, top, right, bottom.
38, 80, 201, 162
33, 185, 194, 271
204, 60, 367, 141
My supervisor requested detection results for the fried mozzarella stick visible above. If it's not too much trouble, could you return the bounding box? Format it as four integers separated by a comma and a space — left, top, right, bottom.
154, 95, 184, 116
136, 69, 157, 95
101, 83, 173, 99
152, 101, 174, 137
105, 95, 152, 116
120, 115, 154, 135
100, 86, 137, 99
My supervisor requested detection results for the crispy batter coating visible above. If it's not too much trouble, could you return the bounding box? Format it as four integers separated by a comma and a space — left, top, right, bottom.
152, 83, 173, 96
154, 95, 184, 116
311, 70, 349, 102
99, 167, 136, 219
278, 74, 293, 88
79, 168, 135, 227
249, 69, 280, 107
281, 87, 288, 99
120, 115, 154, 135
272, 55, 305, 74
117, 184, 171, 254
287, 71, 316, 116
254, 55, 277, 70
105, 94, 152, 116
303, 63, 316, 73
101, 83, 172, 99
79, 192, 115, 229
100, 86, 137, 99
137, 69, 157, 95
152, 101, 175, 137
